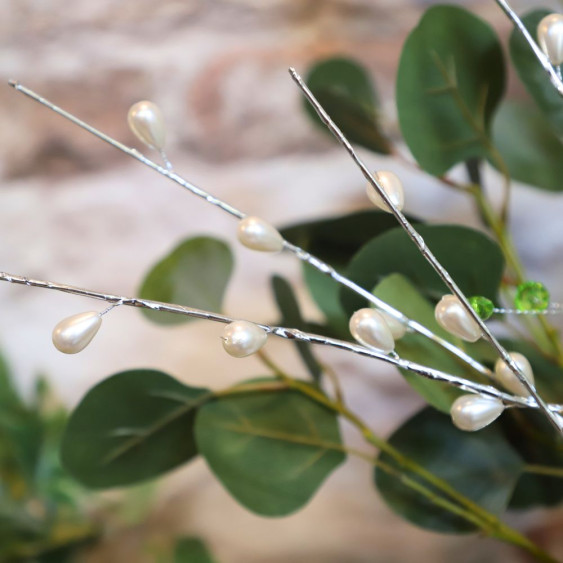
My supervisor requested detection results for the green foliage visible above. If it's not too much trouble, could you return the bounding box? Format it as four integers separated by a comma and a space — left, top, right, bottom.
375, 408, 523, 532
175, 536, 218, 563
61, 370, 211, 489
342, 225, 504, 315
139, 236, 233, 325
397, 5, 505, 175
304, 57, 391, 154
195, 383, 345, 516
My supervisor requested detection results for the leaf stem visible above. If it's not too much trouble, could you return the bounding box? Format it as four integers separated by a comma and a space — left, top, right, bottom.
523, 464, 563, 479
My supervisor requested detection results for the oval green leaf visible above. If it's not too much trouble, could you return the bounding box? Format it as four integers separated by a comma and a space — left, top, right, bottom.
375, 407, 523, 532
304, 57, 391, 154
175, 537, 217, 563
195, 384, 345, 516
139, 236, 233, 325
61, 370, 211, 488
397, 5, 505, 175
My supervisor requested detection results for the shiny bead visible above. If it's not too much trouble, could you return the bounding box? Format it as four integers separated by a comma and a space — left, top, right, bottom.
538, 13, 563, 66
494, 352, 535, 397
514, 281, 549, 312
237, 216, 284, 252
127, 101, 166, 151
349, 308, 395, 354
222, 320, 267, 358
435, 295, 482, 342
52, 312, 102, 354
379, 310, 407, 340
450, 394, 504, 432
366, 171, 404, 213
469, 296, 494, 321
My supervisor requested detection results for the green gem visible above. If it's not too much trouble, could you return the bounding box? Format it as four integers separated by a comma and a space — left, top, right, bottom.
514, 281, 550, 311
469, 296, 494, 320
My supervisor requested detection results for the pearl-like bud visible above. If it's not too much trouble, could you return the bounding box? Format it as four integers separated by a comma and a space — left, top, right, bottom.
237, 216, 284, 252
222, 320, 267, 358
538, 13, 563, 66
366, 171, 405, 213
494, 352, 535, 397
379, 310, 407, 340
450, 394, 505, 432
52, 312, 102, 354
349, 308, 395, 354
127, 101, 166, 151
435, 295, 482, 342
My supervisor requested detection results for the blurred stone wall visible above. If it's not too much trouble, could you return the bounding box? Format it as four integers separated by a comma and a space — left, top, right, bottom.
1, 0, 563, 561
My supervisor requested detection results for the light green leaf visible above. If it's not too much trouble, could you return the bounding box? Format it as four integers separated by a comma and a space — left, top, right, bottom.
397, 5, 505, 175
195, 383, 345, 516
139, 237, 233, 325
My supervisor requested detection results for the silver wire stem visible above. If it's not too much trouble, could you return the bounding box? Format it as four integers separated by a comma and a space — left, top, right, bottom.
0, 270, 559, 413
7, 80, 492, 381
289, 68, 563, 434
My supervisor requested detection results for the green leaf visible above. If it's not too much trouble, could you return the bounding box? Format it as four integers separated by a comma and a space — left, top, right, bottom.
304, 57, 391, 154
397, 5, 505, 175
509, 9, 563, 137
195, 383, 345, 516
342, 225, 504, 316
61, 370, 211, 489
175, 537, 217, 563
271, 276, 322, 381
373, 275, 473, 412
493, 100, 563, 191
139, 237, 233, 325
375, 407, 523, 532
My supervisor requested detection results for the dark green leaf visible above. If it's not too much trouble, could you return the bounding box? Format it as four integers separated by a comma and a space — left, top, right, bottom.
61, 370, 211, 488
342, 225, 504, 316
304, 57, 391, 154
195, 383, 345, 516
375, 407, 523, 532
493, 100, 563, 191
397, 5, 505, 175
271, 276, 322, 381
509, 9, 563, 137
175, 537, 217, 563
139, 237, 233, 325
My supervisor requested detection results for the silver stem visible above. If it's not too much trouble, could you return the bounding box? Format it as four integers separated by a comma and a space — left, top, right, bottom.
0, 270, 559, 413
289, 68, 563, 434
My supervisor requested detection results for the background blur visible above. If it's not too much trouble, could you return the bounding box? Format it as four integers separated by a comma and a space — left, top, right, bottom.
2, 0, 563, 561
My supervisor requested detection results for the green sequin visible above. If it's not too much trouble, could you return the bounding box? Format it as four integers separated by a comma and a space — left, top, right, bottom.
514, 281, 550, 311
469, 296, 494, 320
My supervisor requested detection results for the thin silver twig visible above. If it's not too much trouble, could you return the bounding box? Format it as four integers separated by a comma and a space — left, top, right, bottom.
288, 68, 563, 434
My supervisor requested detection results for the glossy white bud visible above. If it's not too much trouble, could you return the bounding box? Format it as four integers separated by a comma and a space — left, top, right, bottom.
237, 216, 284, 252
451, 394, 504, 432
435, 295, 482, 342
538, 13, 563, 66
494, 352, 535, 397
366, 171, 405, 213
222, 320, 267, 358
52, 312, 102, 354
127, 101, 166, 150
379, 310, 407, 340
349, 308, 395, 354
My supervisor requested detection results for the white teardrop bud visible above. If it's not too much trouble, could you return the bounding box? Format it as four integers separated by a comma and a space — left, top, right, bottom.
366, 171, 405, 213
349, 308, 395, 354
222, 320, 267, 358
435, 295, 482, 342
237, 216, 284, 252
538, 13, 563, 66
127, 101, 166, 150
379, 310, 407, 340
494, 352, 535, 397
451, 394, 504, 432
52, 312, 102, 354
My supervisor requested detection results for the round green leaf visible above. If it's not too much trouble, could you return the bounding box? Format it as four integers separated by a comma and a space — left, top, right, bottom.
375, 407, 523, 532
342, 225, 504, 315
397, 5, 505, 175
493, 100, 563, 192
175, 537, 217, 563
61, 370, 211, 488
195, 384, 345, 516
139, 236, 233, 325
304, 57, 391, 154
509, 9, 563, 138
